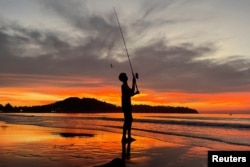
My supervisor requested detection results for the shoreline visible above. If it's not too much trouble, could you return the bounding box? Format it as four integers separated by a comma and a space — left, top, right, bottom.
0, 121, 208, 167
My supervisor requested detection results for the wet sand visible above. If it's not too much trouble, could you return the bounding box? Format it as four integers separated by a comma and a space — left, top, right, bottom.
0, 121, 207, 167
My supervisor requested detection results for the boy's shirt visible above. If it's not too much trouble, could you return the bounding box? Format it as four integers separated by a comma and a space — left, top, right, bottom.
121, 83, 132, 111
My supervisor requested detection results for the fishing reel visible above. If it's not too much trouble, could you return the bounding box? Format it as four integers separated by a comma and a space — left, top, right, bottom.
134, 73, 140, 94
135, 73, 139, 79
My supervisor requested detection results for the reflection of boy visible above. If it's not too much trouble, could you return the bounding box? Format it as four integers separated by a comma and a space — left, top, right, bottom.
119, 73, 138, 142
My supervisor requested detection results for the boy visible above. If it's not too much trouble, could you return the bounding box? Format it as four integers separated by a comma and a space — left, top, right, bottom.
119, 73, 138, 142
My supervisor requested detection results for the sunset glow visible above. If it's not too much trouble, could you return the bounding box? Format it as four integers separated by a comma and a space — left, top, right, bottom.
0, 0, 249, 113
1, 84, 250, 113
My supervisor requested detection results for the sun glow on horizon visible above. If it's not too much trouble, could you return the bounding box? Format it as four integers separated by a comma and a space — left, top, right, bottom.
1, 1, 250, 114
1, 85, 250, 113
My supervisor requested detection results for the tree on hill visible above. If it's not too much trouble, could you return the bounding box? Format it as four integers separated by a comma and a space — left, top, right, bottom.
0, 104, 4, 111
133, 104, 197, 113
0, 97, 198, 113
4, 103, 14, 112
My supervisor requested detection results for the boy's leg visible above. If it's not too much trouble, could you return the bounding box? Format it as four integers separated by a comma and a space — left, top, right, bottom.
127, 113, 135, 141
127, 125, 131, 139
122, 121, 127, 141
122, 112, 127, 141
127, 113, 133, 139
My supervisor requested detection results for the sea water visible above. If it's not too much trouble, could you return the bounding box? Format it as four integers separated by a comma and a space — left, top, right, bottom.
0, 113, 249, 150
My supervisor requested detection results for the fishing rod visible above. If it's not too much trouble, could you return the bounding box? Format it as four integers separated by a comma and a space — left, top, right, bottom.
113, 7, 140, 94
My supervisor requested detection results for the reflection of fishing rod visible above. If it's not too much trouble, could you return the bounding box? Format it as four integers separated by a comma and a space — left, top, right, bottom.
113, 7, 140, 93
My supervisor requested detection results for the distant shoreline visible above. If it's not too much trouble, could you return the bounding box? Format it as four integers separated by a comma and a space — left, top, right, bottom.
0, 97, 198, 114
0, 111, 198, 114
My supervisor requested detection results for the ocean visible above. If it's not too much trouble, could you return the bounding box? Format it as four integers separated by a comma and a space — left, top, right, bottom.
0, 113, 250, 150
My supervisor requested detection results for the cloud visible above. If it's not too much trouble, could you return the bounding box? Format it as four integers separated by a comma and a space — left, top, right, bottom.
132, 40, 250, 93
41, 0, 117, 37
0, 0, 249, 94
138, 0, 176, 19
0, 15, 124, 88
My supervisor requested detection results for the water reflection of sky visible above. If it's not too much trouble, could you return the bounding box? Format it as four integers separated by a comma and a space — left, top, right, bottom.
0, 122, 55, 144
0, 121, 179, 167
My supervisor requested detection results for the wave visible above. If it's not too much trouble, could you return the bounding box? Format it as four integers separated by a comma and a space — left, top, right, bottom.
104, 125, 250, 147
2, 114, 250, 129
98, 117, 250, 129
1, 113, 250, 147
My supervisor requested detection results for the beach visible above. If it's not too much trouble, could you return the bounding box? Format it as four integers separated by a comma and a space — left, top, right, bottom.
0, 121, 208, 167
0, 113, 249, 167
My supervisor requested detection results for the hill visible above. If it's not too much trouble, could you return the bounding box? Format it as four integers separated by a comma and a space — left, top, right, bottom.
1, 97, 198, 113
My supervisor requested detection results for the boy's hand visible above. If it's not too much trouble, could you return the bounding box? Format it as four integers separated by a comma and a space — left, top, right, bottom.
133, 76, 136, 83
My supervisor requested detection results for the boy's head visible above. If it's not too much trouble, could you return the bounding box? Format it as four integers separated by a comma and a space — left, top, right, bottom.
119, 73, 128, 82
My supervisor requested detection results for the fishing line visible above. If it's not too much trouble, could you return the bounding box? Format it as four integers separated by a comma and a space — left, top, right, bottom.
113, 7, 140, 93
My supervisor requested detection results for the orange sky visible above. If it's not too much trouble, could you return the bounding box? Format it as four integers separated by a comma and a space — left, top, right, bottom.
0, 1, 250, 114
1, 85, 250, 113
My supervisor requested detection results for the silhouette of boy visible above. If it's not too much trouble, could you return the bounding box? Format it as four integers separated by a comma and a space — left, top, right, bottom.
119, 73, 138, 142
